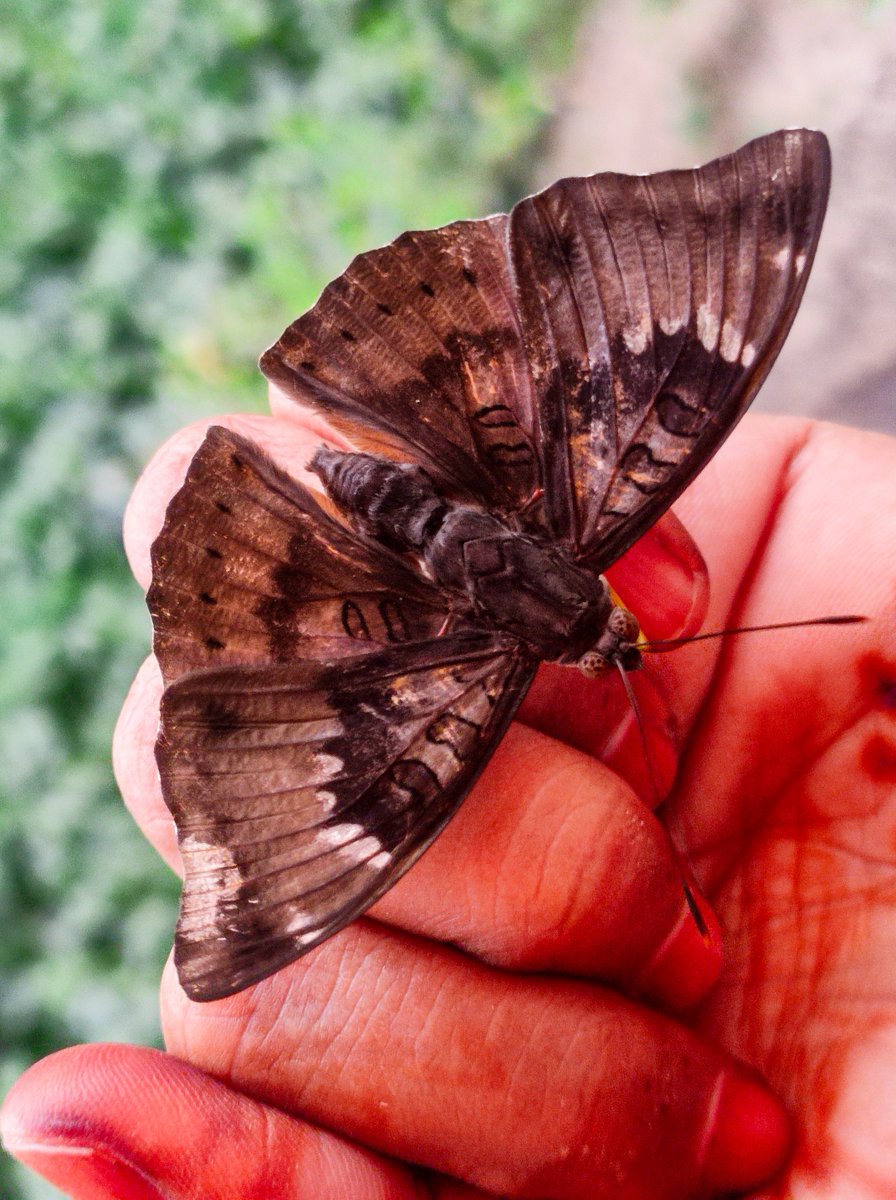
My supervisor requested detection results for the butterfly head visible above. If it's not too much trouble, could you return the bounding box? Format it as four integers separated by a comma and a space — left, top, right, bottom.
575, 603, 643, 678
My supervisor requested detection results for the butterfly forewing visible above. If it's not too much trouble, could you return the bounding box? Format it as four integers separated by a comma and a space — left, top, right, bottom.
261, 216, 540, 516
148, 426, 449, 684
509, 128, 830, 565
158, 632, 534, 999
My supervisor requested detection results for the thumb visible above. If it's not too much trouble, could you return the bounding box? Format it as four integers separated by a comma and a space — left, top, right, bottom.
1, 1043, 427, 1200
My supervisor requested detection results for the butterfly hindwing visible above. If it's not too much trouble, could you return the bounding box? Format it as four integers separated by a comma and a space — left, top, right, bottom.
157, 632, 535, 999
148, 425, 449, 684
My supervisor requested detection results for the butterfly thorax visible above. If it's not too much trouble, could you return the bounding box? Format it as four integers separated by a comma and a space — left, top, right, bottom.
312, 446, 642, 672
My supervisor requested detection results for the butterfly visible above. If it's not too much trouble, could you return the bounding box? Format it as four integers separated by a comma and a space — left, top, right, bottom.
149, 128, 831, 1001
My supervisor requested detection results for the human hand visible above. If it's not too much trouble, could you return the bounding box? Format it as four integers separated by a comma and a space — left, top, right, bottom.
3, 406, 893, 1200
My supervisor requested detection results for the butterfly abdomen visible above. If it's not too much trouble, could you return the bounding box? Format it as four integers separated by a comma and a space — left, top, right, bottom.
311, 446, 447, 552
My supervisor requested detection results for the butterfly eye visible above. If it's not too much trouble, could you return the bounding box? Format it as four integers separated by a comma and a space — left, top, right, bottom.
576, 650, 612, 678
608, 606, 640, 644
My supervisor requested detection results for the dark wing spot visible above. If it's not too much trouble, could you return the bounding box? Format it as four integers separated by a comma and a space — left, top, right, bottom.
763, 188, 790, 238
419, 281, 435, 297
215, 501, 232, 515
386, 757, 442, 802
205, 636, 225, 651
462, 267, 477, 286
379, 597, 409, 643
377, 302, 394, 316
655, 389, 704, 437
486, 441, 535, 465
618, 443, 679, 494
205, 546, 222, 559
300, 360, 316, 371
340, 329, 355, 342
201, 699, 242, 737
426, 712, 482, 762
199, 592, 217, 606
474, 404, 519, 429
341, 600, 372, 640
253, 529, 314, 661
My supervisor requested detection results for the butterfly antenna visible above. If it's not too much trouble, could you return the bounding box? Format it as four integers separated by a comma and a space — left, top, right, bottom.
640, 614, 867, 653
615, 660, 663, 809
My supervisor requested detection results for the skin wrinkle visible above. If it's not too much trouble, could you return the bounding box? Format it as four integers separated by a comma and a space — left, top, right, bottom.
428, 984, 469, 1137
362, 938, 455, 1106
219, 982, 276, 1097
707, 781, 896, 1144
502, 993, 627, 1193
477, 835, 505, 953
469, 993, 540, 1191
321, 936, 392, 1083
254, 1106, 284, 1197
508, 1056, 563, 1182
239, 967, 331, 1111
536, 801, 620, 954
514, 758, 628, 948
289, 947, 397, 1119
513, 763, 596, 940
515, 768, 674, 980
530, 803, 599, 951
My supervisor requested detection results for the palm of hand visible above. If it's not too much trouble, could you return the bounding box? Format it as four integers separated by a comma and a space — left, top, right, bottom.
2, 409, 894, 1200
672, 416, 896, 1198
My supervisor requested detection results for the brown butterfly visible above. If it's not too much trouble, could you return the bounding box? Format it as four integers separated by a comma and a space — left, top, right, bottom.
149, 128, 831, 1001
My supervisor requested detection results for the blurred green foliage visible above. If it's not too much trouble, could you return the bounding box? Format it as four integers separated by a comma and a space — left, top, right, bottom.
0, 1, 586, 1194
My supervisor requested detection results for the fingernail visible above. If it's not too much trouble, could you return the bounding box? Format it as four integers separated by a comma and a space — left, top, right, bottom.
638, 883, 723, 1010
2, 1138, 166, 1200
700, 1069, 793, 1193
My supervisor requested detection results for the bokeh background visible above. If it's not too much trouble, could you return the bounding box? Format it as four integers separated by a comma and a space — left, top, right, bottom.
2, 2, 894, 1196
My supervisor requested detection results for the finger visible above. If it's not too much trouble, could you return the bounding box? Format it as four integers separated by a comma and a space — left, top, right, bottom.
113, 655, 179, 873
0, 1043, 429, 1200
373, 722, 723, 1007
160, 928, 791, 1200
114, 656, 721, 1009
